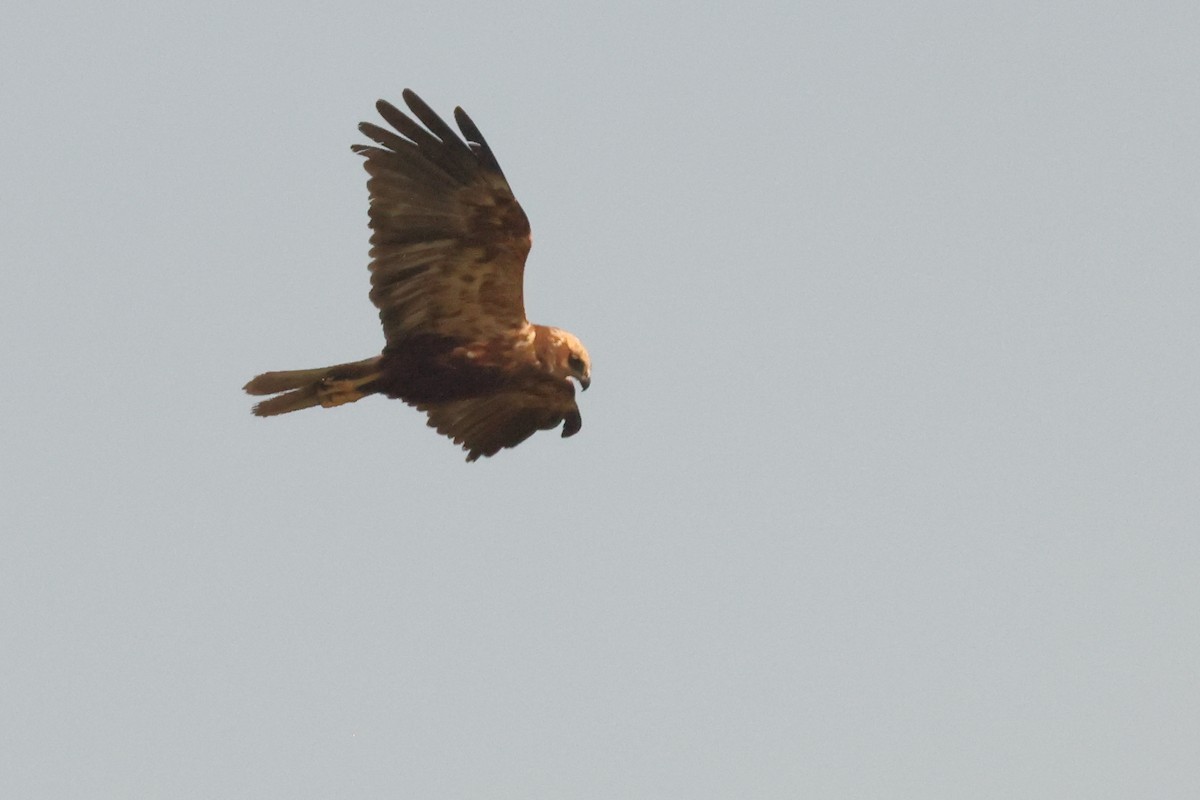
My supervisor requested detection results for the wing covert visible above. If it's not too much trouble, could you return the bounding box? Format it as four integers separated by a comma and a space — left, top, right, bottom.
418, 381, 580, 461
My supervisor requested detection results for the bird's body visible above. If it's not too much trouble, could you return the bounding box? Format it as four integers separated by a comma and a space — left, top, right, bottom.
244, 90, 590, 461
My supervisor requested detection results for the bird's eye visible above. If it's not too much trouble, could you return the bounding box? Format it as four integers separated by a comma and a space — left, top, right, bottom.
568, 354, 584, 372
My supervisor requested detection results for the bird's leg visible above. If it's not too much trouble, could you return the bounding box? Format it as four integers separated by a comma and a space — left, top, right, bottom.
317, 375, 374, 408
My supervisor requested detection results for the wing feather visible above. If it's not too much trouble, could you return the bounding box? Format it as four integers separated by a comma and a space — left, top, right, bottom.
453, 107, 506, 177
355, 90, 532, 345
419, 381, 580, 462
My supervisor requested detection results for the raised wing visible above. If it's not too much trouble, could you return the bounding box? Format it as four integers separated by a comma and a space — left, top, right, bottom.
352, 90, 532, 345
418, 381, 581, 462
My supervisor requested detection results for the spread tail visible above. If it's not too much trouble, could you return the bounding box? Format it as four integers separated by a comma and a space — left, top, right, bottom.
244, 357, 381, 417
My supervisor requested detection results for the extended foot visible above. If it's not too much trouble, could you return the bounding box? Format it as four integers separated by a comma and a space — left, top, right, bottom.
318, 377, 369, 408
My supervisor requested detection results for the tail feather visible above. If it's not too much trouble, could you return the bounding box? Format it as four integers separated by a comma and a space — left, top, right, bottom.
244, 357, 381, 417
244, 367, 338, 396
251, 385, 323, 417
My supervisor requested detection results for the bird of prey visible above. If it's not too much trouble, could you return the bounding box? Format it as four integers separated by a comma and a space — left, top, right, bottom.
244, 90, 591, 461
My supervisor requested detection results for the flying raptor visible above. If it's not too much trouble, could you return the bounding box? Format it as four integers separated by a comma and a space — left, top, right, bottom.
244, 90, 591, 461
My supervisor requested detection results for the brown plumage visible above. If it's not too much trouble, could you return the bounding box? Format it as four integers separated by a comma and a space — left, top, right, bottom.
244, 90, 591, 461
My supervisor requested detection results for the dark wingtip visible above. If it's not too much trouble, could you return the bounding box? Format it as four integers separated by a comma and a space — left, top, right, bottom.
561, 410, 582, 438
453, 106, 504, 175
401, 88, 433, 119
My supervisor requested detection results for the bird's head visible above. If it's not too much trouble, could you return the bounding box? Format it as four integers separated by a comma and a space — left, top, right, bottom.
542, 327, 591, 390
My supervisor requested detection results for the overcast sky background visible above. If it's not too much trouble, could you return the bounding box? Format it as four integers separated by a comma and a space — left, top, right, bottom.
3, 2, 1199, 797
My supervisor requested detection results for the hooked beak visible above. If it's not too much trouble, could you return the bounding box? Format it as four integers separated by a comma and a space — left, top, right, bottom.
579, 375, 590, 391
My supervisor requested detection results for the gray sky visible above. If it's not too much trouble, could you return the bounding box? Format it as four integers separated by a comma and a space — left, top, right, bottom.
3, 1, 1199, 797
